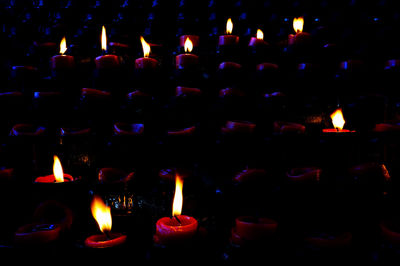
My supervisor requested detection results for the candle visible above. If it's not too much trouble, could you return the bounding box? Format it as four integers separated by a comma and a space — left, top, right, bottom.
85, 195, 127, 248
94, 26, 120, 70
221, 121, 256, 134
35, 156, 74, 183
273, 121, 306, 134
9, 123, 46, 136
154, 174, 198, 245
304, 232, 352, 249
135, 36, 158, 70
288, 17, 311, 47
323, 108, 356, 133
248, 29, 268, 47
50, 36, 75, 70
218, 18, 239, 46
175, 37, 199, 70
179, 35, 199, 48
231, 216, 278, 246
286, 167, 321, 183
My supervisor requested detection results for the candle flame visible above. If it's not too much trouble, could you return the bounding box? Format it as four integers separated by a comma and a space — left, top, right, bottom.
293, 17, 304, 33
101, 25, 107, 52
91, 195, 112, 233
60, 37, 67, 55
184, 37, 193, 53
172, 174, 183, 217
226, 18, 233, 34
330, 108, 346, 130
53, 155, 64, 183
256, 29, 264, 40
140, 36, 151, 58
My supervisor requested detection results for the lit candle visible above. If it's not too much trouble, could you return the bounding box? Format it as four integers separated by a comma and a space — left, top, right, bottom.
154, 174, 198, 245
288, 17, 311, 47
218, 18, 239, 46
94, 26, 120, 70
248, 29, 268, 47
323, 108, 356, 133
85, 195, 127, 248
135, 36, 159, 70
50, 36, 75, 70
179, 35, 199, 49
175, 37, 199, 69
35, 156, 74, 183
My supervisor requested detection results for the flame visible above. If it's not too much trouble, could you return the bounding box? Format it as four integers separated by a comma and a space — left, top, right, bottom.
256, 29, 264, 40
226, 18, 233, 34
293, 17, 304, 33
53, 156, 64, 183
184, 37, 193, 53
140, 36, 151, 58
101, 25, 107, 52
91, 195, 112, 233
60, 37, 67, 55
172, 174, 183, 217
330, 108, 346, 130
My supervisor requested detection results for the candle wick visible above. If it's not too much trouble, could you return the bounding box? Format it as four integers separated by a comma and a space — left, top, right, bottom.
173, 215, 182, 225
103, 230, 112, 240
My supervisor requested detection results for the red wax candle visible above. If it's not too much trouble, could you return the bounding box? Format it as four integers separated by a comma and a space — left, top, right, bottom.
273, 121, 306, 134
288, 17, 312, 46
10, 124, 46, 136
373, 122, 400, 132
176, 86, 202, 97
34, 156, 74, 183
154, 215, 198, 244
113, 122, 144, 136
136, 36, 159, 70
175, 53, 199, 69
323, 108, 355, 133
168, 126, 196, 136
380, 220, 400, 245
286, 167, 321, 182
219, 61, 242, 70
218, 18, 239, 46
85, 195, 127, 248
233, 168, 267, 183
51, 37, 75, 70
154, 174, 198, 245
221, 121, 256, 134
248, 29, 268, 47
95, 54, 120, 70
231, 216, 278, 246
84, 232, 127, 248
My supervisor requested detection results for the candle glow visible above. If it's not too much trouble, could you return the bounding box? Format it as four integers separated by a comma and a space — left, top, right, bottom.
330, 108, 346, 131
59, 37, 67, 55
140, 36, 151, 58
91, 195, 112, 233
172, 174, 183, 217
53, 156, 64, 183
256, 29, 264, 40
101, 25, 107, 52
293, 17, 304, 33
184, 37, 193, 53
226, 18, 233, 34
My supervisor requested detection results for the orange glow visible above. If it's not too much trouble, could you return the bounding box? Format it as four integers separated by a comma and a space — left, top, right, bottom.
256, 29, 264, 40
91, 195, 112, 233
101, 25, 107, 52
60, 37, 67, 55
53, 156, 64, 183
293, 17, 304, 33
330, 108, 346, 130
184, 37, 193, 53
140, 36, 151, 58
172, 174, 183, 217
226, 18, 233, 34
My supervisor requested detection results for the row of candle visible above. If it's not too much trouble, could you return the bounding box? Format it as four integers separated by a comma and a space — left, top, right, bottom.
50, 17, 310, 71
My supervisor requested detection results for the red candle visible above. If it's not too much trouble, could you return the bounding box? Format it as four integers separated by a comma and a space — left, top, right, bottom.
85, 195, 127, 248
218, 18, 239, 46
233, 168, 267, 183
248, 29, 268, 47
288, 17, 312, 46
10, 123, 46, 136
154, 174, 198, 245
231, 216, 278, 246
34, 156, 74, 183
50, 37, 75, 70
286, 167, 321, 182
273, 121, 306, 134
95, 26, 120, 70
304, 232, 352, 249
221, 121, 256, 134
322, 108, 356, 133
176, 86, 202, 97
113, 122, 144, 136
380, 220, 400, 245
219, 61, 242, 70
176, 37, 199, 69
135, 36, 159, 70
373, 122, 400, 132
